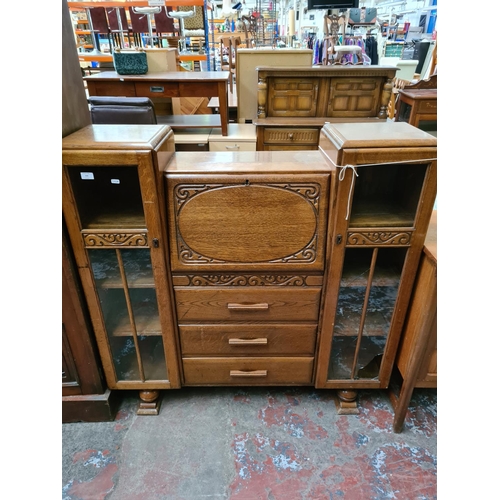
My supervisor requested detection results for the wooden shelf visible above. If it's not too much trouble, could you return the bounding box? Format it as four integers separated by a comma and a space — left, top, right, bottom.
78, 54, 113, 62
91, 250, 155, 289
81, 212, 145, 229
350, 201, 415, 228
68, 1, 209, 9
101, 289, 161, 336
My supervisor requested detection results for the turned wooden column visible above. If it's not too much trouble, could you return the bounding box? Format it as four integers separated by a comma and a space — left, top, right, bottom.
335, 389, 359, 415
137, 390, 162, 416
257, 73, 268, 119
378, 76, 393, 119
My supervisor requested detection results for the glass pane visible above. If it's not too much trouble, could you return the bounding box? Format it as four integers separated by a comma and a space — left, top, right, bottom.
328, 248, 405, 381
67, 166, 145, 229
88, 249, 167, 382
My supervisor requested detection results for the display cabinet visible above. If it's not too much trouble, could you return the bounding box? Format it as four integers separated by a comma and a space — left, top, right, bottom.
62, 124, 181, 414
315, 121, 437, 413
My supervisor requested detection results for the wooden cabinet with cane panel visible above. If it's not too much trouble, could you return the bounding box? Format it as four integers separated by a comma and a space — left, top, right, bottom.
315, 122, 437, 413
62, 124, 181, 415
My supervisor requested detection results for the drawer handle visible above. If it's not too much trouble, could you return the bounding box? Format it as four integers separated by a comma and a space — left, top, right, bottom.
230, 370, 268, 378
150, 86, 164, 92
288, 133, 294, 140
225, 144, 240, 150
228, 338, 268, 345
227, 303, 269, 311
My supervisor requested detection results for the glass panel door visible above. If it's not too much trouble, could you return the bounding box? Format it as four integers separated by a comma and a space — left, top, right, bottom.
89, 248, 168, 382
327, 248, 406, 381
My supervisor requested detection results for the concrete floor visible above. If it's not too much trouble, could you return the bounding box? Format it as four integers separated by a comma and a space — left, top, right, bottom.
62, 386, 436, 499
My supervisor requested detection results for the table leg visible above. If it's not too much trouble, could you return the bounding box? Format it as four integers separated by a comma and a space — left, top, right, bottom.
217, 80, 229, 136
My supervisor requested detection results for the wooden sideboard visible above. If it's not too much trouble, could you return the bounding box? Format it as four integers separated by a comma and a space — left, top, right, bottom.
62, 121, 436, 416
254, 65, 397, 150
84, 71, 231, 136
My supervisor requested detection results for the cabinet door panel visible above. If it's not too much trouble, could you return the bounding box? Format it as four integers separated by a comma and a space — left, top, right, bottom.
166, 174, 330, 272
89, 249, 168, 383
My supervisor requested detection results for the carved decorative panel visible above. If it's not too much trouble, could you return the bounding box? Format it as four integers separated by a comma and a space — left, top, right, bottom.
83, 232, 148, 247
175, 275, 309, 286
174, 182, 321, 264
346, 231, 412, 247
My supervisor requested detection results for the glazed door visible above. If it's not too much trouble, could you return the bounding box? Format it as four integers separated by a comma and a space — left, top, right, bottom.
316, 159, 432, 389
62, 152, 181, 390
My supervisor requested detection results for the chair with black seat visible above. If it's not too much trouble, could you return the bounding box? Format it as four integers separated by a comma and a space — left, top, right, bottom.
88, 96, 157, 124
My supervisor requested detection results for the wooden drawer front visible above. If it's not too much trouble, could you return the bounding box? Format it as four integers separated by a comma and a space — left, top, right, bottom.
264, 145, 318, 151
167, 174, 330, 272
415, 99, 437, 114
135, 82, 180, 98
91, 81, 136, 97
263, 128, 319, 146
174, 288, 321, 322
268, 78, 319, 117
327, 77, 382, 117
180, 324, 317, 356
183, 357, 314, 385
209, 141, 256, 152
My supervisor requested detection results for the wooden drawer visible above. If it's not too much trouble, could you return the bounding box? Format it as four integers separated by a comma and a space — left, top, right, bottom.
90, 81, 136, 97
174, 288, 321, 322
264, 145, 318, 151
135, 82, 179, 98
180, 324, 317, 356
166, 173, 330, 272
183, 357, 315, 385
415, 99, 437, 114
209, 141, 256, 152
263, 128, 319, 145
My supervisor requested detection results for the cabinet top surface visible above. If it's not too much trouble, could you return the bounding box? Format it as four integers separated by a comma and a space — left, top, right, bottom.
255, 65, 398, 76
83, 71, 231, 82
322, 121, 437, 149
399, 89, 438, 99
165, 151, 332, 174
62, 124, 171, 150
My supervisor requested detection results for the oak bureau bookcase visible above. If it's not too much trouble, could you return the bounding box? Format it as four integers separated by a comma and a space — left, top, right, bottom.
62, 121, 437, 417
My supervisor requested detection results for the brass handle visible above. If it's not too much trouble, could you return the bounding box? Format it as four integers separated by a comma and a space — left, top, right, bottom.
227, 303, 269, 311
150, 86, 164, 92
288, 133, 294, 140
228, 338, 268, 345
230, 370, 268, 377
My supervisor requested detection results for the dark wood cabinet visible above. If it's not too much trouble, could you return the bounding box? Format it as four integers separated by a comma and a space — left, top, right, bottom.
62, 124, 181, 415
62, 225, 120, 422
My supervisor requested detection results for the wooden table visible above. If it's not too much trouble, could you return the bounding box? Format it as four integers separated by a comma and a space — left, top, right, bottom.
396, 88, 437, 129
84, 70, 231, 136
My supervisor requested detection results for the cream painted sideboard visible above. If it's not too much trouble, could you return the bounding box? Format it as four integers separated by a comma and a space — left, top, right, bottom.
236, 48, 313, 123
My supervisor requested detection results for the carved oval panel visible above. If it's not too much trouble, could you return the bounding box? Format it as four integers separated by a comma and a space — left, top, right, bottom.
177, 185, 317, 263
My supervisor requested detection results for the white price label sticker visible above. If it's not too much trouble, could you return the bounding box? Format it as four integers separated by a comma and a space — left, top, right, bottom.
111, 179, 120, 184
80, 172, 94, 180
